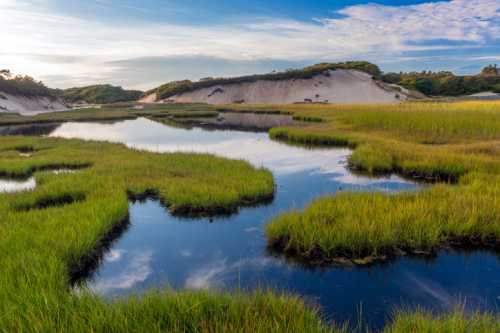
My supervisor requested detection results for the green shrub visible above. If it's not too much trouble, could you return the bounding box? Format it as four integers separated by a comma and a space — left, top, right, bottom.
62, 85, 143, 104
0, 70, 56, 98
382, 69, 500, 96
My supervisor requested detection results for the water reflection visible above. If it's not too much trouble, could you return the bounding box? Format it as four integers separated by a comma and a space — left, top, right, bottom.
88, 199, 500, 330
48, 118, 409, 184
0, 177, 35, 193
0, 123, 61, 136
92, 249, 154, 293
0, 169, 82, 194
176, 112, 296, 131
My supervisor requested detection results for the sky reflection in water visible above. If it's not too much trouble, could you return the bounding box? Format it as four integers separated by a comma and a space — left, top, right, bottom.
0, 177, 35, 193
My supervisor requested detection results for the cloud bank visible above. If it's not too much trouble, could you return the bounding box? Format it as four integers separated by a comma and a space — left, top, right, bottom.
1, 0, 499, 89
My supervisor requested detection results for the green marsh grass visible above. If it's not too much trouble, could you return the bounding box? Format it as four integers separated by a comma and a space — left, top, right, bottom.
384, 308, 500, 333
0, 136, 338, 332
267, 172, 500, 262
244, 101, 500, 263
2, 102, 500, 331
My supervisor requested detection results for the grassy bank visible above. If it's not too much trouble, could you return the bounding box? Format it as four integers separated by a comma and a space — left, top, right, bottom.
268, 172, 500, 263
0, 103, 216, 126
232, 101, 500, 263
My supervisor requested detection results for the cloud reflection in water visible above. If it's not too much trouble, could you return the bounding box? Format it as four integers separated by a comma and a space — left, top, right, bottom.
93, 249, 154, 293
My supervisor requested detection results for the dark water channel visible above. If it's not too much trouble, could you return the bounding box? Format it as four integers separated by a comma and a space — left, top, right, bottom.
2, 117, 499, 329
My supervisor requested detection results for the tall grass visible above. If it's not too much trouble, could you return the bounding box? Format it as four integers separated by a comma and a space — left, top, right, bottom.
244, 101, 500, 143
335, 102, 500, 143
259, 101, 500, 263
384, 308, 500, 333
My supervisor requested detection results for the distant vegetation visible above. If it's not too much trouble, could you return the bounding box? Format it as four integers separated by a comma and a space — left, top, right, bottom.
61, 84, 143, 104
150, 62, 500, 100
382, 64, 500, 96
5, 62, 499, 104
0, 69, 56, 98
0, 70, 143, 105
152, 62, 382, 100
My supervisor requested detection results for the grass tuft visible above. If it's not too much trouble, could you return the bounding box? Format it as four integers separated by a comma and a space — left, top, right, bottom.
384, 308, 500, 333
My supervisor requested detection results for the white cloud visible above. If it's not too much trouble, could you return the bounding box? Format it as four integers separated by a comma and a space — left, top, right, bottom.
319, 0, 500, 51
467, 56, 500, 62
0, 177, 36, 193
184, 257, 278, 290
185, 259, 228, 289
0, 0, 499, 88
93, 249, 153, 292
105, 249, 126, 263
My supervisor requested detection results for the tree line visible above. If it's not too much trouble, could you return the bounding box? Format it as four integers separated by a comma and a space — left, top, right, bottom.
381, 65, 500, 96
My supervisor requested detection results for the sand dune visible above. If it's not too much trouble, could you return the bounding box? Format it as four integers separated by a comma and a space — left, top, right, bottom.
149, 70, 410, 105
0, 93, 68, 115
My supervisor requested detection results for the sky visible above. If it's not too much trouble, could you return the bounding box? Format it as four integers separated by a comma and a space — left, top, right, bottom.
1, 0, 499, 90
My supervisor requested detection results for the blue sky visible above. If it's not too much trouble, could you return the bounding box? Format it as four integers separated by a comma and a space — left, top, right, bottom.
1, 0, 499, 89
49, 0, 436, 24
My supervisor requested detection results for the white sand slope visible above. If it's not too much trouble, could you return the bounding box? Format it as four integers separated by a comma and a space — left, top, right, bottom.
467, 91, 500, 100
152, 70, 409, 105
0, 92, 68, 115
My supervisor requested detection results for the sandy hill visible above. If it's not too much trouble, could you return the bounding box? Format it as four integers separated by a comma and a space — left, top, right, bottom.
0, 70, 68, 115
0, 92, 67, 115
142, 67, 417, 105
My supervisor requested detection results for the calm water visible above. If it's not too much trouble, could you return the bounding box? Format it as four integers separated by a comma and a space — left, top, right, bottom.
0, 170, 76, 194
2, 117, 499, 328
0, 177, 35, 193
175, 112, 297, 131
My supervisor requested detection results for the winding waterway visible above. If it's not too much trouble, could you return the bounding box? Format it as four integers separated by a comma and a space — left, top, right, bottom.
2, 117, 499, 329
